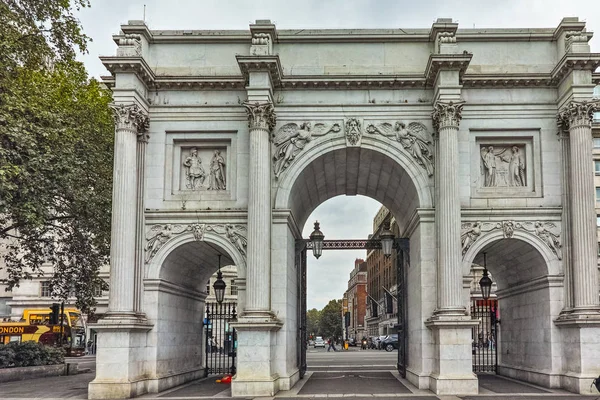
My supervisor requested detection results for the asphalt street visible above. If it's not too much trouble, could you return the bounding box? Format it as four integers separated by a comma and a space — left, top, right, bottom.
1, 350, 599, 399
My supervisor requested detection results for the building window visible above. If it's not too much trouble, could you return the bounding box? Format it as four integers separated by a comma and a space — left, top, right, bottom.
596, 188, 600, 202
40, 281, 52, 297
597, 216, 600, 227
594, 138, 600, 149
230, 280, 237, 296
595, 161, 600, 175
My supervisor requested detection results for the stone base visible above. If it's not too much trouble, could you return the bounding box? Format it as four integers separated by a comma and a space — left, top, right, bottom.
429, 373, 479, 395
425, 315, 480, 395
560, 372, 600, 394
231, 374, 280, 397
275, 368, 300, 391
497, 365, 561, 389
88, 379, 148, 400
406, 367, 430, 389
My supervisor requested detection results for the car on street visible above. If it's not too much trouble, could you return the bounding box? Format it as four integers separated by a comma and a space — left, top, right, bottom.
382, 334, 398, 352
314, 337, 326, 348
376, 335, 387, 349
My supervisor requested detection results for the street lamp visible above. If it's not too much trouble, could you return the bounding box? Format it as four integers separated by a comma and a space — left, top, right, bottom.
380, 221, 394, 258
213, 254, 226, 304
309, 221, 325, 259
479, 252, 493, 300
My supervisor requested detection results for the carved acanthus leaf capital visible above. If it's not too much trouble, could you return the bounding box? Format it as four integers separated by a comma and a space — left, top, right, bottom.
557, 100, 600, 132
242, 101, 276, 131
432, 101, 464, 132
110, 103, 149, 134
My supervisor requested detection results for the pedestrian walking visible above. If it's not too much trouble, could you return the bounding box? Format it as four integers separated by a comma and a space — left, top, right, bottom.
327, 337, 337, 352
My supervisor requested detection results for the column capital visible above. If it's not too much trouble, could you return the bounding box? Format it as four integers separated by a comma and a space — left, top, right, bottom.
110, 103, 149, 134
432, 101, 464, 132
557, 100, 600, 132
242, 101, 276, 131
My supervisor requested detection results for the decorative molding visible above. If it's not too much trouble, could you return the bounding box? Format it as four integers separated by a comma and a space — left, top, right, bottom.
344, 118, 363, 146
549, 53, 600, 85
366, 121, 434, 176
271, 122, 340, 178
116, 34, 142, 57
432, 101, 464, 132
144, 223, 247, 263
109, 103, 149, 133
557, 100, 600, 132
461, 220, 562, 260
424, 53, 472, 86
242, 101, 276, 131
236, 55, 283, 87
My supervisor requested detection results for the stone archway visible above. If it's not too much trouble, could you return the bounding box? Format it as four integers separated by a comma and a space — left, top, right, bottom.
462, 230, 563, 388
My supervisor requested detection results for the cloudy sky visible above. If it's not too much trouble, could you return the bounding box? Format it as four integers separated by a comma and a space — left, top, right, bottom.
75, 0, 599, 309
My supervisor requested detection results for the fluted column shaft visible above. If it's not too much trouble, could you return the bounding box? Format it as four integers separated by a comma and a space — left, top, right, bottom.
432, 102, 465, 314
134, 132, 149, 315
243, 102, 276, 313
559, 100, 600, 310
108, 104, 149, 316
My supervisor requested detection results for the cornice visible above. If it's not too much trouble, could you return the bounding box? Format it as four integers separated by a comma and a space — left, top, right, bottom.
461, 207, 562, 220
424, 53, 472, 86
592, 72, 600, 85
462, 74, 554, 88
100, 56, 155, 88
280, 75, 426, 89
550, 53, 600, 85
236, 55, 283, 87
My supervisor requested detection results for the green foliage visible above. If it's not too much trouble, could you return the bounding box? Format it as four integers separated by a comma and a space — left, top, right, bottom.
306, 308, 321, 337
319, 299, 343, 340
0, 341, 65, 369
0, 1, 112, 313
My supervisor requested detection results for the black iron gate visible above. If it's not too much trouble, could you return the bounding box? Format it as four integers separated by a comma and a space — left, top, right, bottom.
471, 299, 498, 373
204, 302, 237, 376
395, 238, 409, 378
296, 242, 307, 378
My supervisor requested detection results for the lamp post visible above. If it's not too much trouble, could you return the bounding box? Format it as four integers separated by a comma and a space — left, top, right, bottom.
479, 253, 493, 300
380, 222, 394, 258
213, 254, 226, 304
309, 221, 325, 259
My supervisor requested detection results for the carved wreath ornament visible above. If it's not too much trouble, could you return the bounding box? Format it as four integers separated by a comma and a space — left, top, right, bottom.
145, 223, 248, 263
461, 220, 562, 260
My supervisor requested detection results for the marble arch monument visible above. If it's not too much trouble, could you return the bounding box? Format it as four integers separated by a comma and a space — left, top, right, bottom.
89, 17, 600, 398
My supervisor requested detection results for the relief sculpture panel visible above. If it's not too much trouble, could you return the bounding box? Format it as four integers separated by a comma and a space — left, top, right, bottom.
181, 147, 227, 191
480, 144, 526, 188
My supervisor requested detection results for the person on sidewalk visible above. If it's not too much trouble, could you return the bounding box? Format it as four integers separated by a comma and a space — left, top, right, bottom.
327, 337, 337, 352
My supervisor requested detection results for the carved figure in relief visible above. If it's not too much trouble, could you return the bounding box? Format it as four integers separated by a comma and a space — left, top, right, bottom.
272, 122, 313, 178
183, 148, 206, 190
145, 224, 174, 263
394, 122, 434, 176
508, 146, 526, 187
481, 146, 498, 187
345, 118, 362, 146
226, 224, 247, 256
502, 221, 515, 238
461, 222, 481, 255
534, 222, 562, 259
208, 150, 226, 190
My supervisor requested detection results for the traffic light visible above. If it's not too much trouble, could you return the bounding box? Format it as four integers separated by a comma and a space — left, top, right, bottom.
344, 311, 350, 327
50, 303, 60, 325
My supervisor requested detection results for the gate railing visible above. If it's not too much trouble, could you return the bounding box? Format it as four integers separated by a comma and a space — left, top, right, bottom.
205, 302, 237, 376
471, 299, 498, 373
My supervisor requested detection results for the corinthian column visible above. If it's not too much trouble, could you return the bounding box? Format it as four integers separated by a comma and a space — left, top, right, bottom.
431, 101, 465, 315
242, 101, 276, 315
558, 100, 600, 312
107, 103, 149, 317
134, 129, 149, 316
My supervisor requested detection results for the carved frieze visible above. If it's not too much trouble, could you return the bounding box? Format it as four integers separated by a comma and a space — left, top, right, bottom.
242, 101, 276, 131
145, 223, 247, 263
271, 122, 340, 178
110, 103, 149, 134
345, 118, 363, 146
461, 220, 562, 260
480, 144, 526, 188
557, 100, 600, 132
431, 101, 463, 132
366, 121, 434, 176
250, 33, 272, 56
181, 147, 227, 191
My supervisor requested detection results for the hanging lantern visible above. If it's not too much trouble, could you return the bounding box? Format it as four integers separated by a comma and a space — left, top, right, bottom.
213, 254, 226, 304
309, 221, 325, 259
479, 253, 493, 300
380, 222, 394, 258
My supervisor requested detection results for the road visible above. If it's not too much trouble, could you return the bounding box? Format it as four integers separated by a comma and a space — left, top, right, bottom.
306, 345, 398, 372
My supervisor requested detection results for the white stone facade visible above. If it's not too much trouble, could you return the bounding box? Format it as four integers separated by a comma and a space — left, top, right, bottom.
90, 17, 600, 398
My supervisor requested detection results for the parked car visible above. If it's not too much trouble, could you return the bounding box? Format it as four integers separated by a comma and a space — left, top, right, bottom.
376, 335, 387, 349
382, 334, 398, 352
314, 337, 326, 348
348, 338, 357, 346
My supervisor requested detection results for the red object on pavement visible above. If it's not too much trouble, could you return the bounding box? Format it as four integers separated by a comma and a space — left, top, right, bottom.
216, 374, 232, 384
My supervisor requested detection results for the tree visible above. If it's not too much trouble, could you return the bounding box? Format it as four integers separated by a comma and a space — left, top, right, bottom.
0, 1, 113, 314
306, 308, 321, 338
319, 299, 343, 340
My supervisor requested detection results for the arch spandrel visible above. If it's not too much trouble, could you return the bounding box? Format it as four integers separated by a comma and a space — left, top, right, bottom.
146, 231, 247, 291
462, 229, 562, 289
273, 133, 434, 231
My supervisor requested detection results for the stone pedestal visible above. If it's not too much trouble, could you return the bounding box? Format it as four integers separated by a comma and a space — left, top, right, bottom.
425, 318, 479, 395
230, 319, 283, 397
88, 320, 153, 399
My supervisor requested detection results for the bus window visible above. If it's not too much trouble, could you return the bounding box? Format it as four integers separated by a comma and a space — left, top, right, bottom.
9, 336, 21, 343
